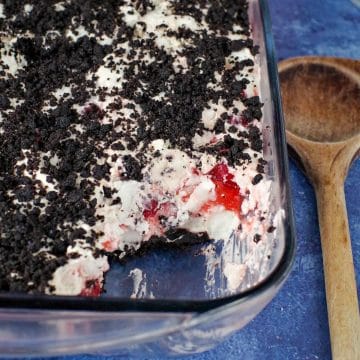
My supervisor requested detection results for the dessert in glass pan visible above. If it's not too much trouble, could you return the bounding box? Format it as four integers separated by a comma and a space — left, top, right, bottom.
0, 0, 281, 298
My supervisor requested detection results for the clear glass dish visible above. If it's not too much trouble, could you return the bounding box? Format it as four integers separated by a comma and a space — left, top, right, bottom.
0, 0, 295, 357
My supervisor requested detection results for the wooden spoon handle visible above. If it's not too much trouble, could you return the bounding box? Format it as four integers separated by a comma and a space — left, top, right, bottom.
315, 181, 360, 360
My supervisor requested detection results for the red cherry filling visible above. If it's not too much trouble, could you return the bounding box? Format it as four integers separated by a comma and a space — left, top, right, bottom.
143, 200, 176, 222
101, 239, 113, 251
204, 164, 243, 213
80, 279, 102, 297
143, 199, 159, 219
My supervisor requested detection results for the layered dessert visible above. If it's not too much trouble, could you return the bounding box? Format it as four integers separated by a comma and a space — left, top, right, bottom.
0, 0, 275, 296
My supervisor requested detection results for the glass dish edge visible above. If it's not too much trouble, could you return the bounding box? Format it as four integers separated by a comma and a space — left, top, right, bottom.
0, 0, 296, 314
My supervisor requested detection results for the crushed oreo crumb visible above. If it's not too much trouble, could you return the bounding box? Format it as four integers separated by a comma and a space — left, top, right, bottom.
253, 234, 262, 243
252, 173, 263, 185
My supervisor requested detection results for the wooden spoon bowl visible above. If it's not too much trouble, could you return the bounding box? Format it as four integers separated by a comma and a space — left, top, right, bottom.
279, 56, 360, 360
281, 61, 359, 142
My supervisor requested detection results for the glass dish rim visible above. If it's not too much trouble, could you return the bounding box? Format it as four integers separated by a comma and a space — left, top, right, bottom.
0, 0, 296, 314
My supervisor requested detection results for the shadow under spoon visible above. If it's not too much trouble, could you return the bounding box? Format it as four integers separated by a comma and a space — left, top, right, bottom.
279, 56, 360, 360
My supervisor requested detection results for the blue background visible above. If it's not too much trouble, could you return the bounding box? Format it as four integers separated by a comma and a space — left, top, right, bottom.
16, 0, 360, 359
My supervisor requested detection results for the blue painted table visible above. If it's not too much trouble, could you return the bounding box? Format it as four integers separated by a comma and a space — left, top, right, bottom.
25, 1, 360, 359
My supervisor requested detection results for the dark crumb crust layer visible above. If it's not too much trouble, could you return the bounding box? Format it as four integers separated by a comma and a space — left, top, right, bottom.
0, 0, 264, 294
113, 229, 211, 264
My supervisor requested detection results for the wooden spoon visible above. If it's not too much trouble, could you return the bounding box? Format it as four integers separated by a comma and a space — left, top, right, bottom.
279, 56, 360, 360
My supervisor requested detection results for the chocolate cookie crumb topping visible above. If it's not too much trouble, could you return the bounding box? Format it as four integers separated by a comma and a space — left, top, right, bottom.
0, 0, 269, 296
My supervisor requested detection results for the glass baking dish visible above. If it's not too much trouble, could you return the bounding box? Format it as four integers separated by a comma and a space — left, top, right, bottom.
0, 0, 295, 356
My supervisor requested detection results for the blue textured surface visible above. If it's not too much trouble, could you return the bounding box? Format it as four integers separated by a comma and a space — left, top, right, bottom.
17, 0, 360, 359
